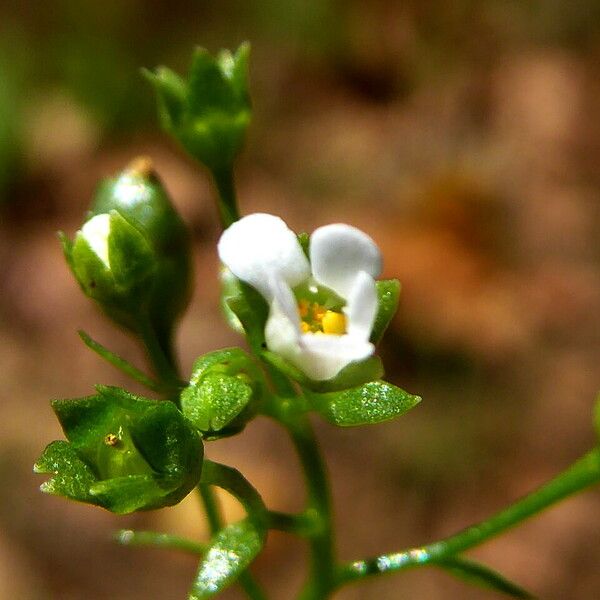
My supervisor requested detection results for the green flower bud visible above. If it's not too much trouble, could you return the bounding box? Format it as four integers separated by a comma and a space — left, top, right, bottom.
145, 43, 251, 171
34, 386, 203, 514
63, 158, 192, 345
181, 348, 262, 440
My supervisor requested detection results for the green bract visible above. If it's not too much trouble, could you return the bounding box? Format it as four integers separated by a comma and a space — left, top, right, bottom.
145, 44, 251, 171
190, 519, 265, 599
62, 158, 192, 348
308, 380, 421, 427
34, 386, 203, 514
181, 348, 262, 439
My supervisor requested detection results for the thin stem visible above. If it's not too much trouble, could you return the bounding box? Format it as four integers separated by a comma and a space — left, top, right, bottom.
198, 483, 223, 533
137, 316, 182, 398
115, 529, 205, 555
283, 413, 336, 599
211, 165, 240, 228
337, 448, 600, 585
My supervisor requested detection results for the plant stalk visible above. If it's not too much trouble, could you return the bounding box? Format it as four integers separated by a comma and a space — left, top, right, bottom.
337, 448, 600, 586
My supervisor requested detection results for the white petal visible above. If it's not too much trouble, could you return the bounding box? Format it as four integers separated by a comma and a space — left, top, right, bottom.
310, 224, 382, 298
218, 213, 310, 300
296, 334, 374, 381
344, 270, 378, 340
81, 214, 111, 268
264, 278, 302, 358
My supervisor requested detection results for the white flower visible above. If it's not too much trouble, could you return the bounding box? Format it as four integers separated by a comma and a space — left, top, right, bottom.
218, 213, 382, 381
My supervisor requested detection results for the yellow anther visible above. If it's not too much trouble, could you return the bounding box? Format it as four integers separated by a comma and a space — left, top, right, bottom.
313, 304, 326, 322
321, 310, 347, 335
298, 299, 310, 318
301, 321, 311, 333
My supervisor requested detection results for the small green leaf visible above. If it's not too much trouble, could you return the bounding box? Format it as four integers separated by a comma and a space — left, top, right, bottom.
189, 519, 264, 599
436, 557, 535, 599
78, 330, 159, 390
309, 380, 421, 426
370, 279, 401, 344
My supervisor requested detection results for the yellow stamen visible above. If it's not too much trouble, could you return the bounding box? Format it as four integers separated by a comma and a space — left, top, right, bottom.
321, 310, 347, 335
301, 321, 311, 333
298, 299, 310, 318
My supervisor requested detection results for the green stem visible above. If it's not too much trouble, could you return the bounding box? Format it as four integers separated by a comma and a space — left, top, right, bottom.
198, 483, 223, 533
115, 529, 205, 555
211, 165, 240, 228
337, 448, 600, 585
282, 414, 336, 599
137, 316, 182, 398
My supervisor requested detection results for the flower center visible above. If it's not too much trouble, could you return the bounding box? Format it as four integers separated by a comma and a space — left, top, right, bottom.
298, 300, 347, 335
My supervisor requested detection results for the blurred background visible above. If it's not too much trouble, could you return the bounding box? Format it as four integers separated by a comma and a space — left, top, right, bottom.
1, 1, 599, 598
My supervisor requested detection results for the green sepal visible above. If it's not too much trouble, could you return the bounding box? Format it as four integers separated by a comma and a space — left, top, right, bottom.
142, 66, 187, 131
106, 210, 155, 289
147, 43, 251, 171
34, 441, 97, 503
35, 387, 203, 514
181, 348, 262, 439
220, 268, 269, 352
189, 518, 264, 599
436, 557, 535, 599
262, 351, 384, 393
308, 380, 421, 427
370, 279, 401, 344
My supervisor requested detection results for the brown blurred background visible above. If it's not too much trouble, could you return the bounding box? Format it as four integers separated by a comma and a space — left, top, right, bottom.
1, 1, 599, 598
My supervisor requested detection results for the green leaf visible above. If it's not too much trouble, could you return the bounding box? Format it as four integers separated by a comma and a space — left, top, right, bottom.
189, 519, 264, 599
436, 557, 535, 599
309, 380, 421, 426
370, 279, 401, 344
78, 330, 159, 390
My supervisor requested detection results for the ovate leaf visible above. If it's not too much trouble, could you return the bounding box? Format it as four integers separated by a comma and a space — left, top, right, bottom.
189, 519, 264, 599
309, 380, 421, 426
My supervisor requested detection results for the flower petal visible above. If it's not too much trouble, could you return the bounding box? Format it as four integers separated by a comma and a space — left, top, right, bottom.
344, 270, 378, 340
81, 213, 111, 268
218, 213, 310, 300
297, 334, 374, 381
310, 224, 382, 298
264, 277, 302, 359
